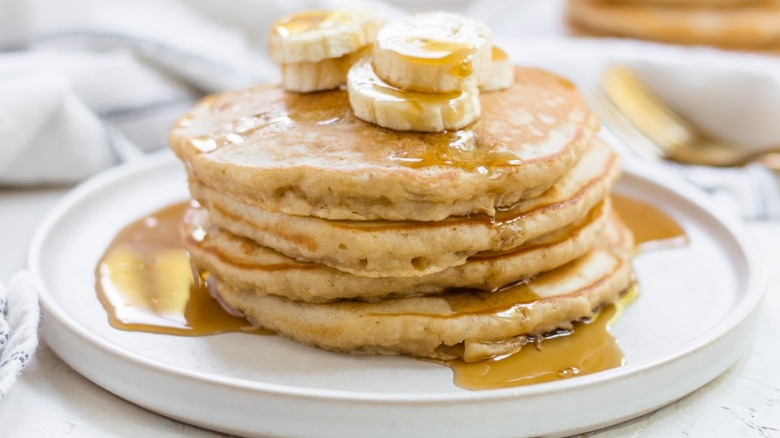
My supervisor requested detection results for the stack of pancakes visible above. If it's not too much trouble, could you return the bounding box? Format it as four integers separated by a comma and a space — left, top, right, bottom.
170, 66, 634, 363
567, 0, 780, 53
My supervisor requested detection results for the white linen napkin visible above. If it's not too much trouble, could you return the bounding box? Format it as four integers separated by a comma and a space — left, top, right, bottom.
0, 0, 274, 185
0, 0, 401, 185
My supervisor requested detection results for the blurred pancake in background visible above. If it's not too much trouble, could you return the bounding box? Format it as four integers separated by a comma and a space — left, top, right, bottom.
567, 0, 780, 52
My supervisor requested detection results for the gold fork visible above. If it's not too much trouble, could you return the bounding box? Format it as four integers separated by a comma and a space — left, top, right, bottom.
590, 66, 780, 171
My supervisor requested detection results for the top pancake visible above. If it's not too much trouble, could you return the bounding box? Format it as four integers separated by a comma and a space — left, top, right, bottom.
170, 67, 598, 221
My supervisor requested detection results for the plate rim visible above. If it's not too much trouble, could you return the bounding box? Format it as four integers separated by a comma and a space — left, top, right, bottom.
28, 151, 767, 406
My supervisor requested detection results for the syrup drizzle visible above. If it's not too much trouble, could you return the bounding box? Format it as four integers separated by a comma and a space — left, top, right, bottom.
445, 284, 638, 390
613, 194, 688, 251
491, 46, 508, 62
272, 10, 354, 38
95, 201, 269, 335
172, 68, 587, 178
382, 35, 477, 81
444, 195, 686, 390
95, 194, 686, 389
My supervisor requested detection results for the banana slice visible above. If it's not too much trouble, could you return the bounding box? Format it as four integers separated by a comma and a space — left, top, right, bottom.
371, 12, 492, 93
347, 59, 480, 132
281, 45, 373, 92
269, 9, 382, 64
480, 46, 514, 92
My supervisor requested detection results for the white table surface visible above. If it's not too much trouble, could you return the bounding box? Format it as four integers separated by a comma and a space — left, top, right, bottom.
0, 178, 779, 437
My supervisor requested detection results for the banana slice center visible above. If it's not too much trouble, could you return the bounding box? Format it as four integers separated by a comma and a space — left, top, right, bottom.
378, 14, 488, 58
372, 12, 492, 93
347, 59, 480, 132
351, 60, 463, 104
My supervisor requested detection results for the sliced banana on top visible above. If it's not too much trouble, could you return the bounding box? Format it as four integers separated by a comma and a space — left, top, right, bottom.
480, 46, 514, 92
347, 59, 480, 132
269, 9, 383, 64
371, 12, 492, 93
281, 45, 373, 93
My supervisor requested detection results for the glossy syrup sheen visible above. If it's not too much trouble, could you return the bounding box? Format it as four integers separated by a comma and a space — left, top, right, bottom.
326, 152, 616, 232
386, 127, 525, 171
173, 68, 591, 178
356, 60, 463, 104
95, 195, 685, 389
612, 194, 688, 251
95, 201, 269, 335
491, 46, 508, 62
272, 10, 351, 37
383, 35, 476, 71
446, 285, 637, 390
185, 74, 527, 173
444, 196, 687, 390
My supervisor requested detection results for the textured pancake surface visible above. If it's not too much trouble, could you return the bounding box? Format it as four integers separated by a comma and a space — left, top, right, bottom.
567, 0, 780, 49
184, 198, 611, 303
170, 67, 598, 221
192, 138, 619, 277
211, 212, 634, 362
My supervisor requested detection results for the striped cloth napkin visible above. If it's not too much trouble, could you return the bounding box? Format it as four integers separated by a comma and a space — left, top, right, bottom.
0, 273, 39, 400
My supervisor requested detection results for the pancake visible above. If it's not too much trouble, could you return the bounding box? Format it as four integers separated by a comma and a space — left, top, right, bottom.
615, 0, 780, 6
170, 67, 598, 222
184, 198, 611, 303
191, 138, 619, 277
210, 211, 634, 362
567, 0, 780, 49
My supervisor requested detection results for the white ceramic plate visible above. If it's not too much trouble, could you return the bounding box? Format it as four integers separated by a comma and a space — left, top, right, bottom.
29, 151, 765, 437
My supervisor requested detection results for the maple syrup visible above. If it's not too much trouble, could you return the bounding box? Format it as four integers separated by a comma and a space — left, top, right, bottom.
446, 284, 638, 390
385, 126, 526, 171
172, 68, 585, 180
95, 201, 269, 335
491, 46, 508, 62
95, 194, 685, 390
444, 196, 686, 389
324, 153, 616, 232
382, 35, 477, 74
612, 194, 688, 251
353, 60, 465, 107
271, 10, 352, 38
180, 67, 529, 172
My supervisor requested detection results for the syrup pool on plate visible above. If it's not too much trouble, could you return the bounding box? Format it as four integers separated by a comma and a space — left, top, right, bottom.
95, 195, 686, 389
444, 195, 687, 389
95, 201, 269, 336
271, 10, 353, 38
445, 284, 638, 390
